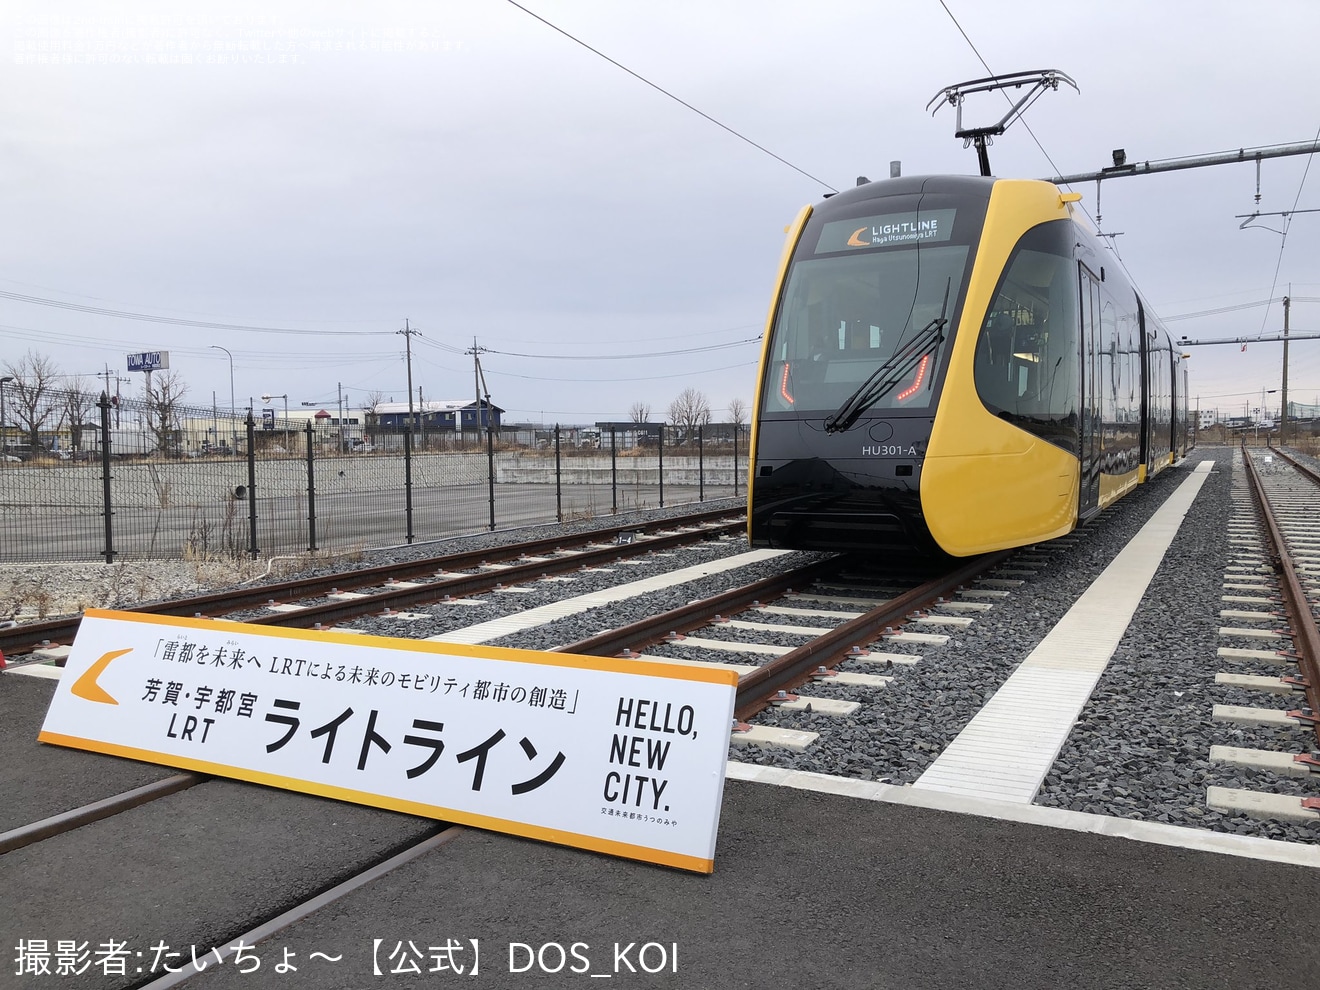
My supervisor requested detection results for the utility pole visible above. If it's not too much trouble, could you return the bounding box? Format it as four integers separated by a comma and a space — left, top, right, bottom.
337, 382, 344, 451
397, 319, 420, 439
467, 336, 488, 444
114, 375, 129, 428
100, 365, 122, 429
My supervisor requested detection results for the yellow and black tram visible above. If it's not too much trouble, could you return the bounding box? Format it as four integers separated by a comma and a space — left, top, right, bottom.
748, 175, 1190, 556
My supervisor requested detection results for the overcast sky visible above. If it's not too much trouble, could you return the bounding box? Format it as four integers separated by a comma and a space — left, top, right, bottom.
2, 0, 1318, 425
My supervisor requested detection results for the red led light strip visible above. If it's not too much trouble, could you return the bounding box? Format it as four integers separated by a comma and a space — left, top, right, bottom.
895, 353, 930, 402
780, 364, 794, 404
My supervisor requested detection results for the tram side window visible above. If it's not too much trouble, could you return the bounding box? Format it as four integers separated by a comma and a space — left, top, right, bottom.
973, 221, 1080, 454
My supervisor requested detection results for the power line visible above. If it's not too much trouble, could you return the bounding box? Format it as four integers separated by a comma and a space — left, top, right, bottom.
492, 359, 757, 384
485, 323, 760, 348
0, 324, 398, 366
483, 338, 760, 361
503, 0, 836, 192
1162, 298, 1283, 322
412, 336, 466, 356
0, 288, 391, 336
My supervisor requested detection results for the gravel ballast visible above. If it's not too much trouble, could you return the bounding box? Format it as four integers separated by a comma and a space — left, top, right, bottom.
8, 461, 1318, 847
732, 447, 1319, 844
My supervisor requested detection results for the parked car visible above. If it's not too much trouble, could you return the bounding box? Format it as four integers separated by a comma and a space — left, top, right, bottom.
2, 443, 35, 460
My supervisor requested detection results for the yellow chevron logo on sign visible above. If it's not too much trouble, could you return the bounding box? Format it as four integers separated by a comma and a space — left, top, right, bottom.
70, 648, 131, 705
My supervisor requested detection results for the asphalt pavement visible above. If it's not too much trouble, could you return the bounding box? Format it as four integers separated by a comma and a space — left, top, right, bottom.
4, 670, 1319, 990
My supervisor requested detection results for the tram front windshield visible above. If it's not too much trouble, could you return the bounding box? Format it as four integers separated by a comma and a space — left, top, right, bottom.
762, 239, 972, 417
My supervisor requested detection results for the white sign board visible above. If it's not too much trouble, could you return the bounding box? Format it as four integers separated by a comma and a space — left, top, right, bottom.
39, 610, 739, 873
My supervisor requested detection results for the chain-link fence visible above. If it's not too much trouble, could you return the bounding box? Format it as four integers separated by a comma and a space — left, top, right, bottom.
0, 388, 749, 562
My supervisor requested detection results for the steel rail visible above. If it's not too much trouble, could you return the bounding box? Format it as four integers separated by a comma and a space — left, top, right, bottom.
4, 558, 839, 876
0, 773, 204, 855
0, 519, 751, 856
1241, 445, 1320, 747
554, 557, 846, 657
734, 550, 1011, 720
139, 826, 466, 989
1267, 443, 1320, 488
237, 520, 743, 631
0, 509, 742, 656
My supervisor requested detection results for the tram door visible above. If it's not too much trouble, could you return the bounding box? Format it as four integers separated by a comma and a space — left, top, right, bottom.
1079, 265, 1102, 517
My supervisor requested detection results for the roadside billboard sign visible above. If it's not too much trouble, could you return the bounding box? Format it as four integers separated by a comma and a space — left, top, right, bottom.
126, 351, 169, 372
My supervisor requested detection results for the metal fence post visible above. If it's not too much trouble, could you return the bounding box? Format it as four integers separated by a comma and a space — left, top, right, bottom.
305, 421, 318, 551
698, 425, 704, 502
611, 429, 617, 515
733, 423, 740, 498
658, 426, 665, 508
404, 429, 415, 544
554, 424, 562, 523
486, 414, 496, 531
98, 392, 115, 563
246, 411, 258, 557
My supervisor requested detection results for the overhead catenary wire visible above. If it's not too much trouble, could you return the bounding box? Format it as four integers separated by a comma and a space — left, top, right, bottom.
503, 0, 836, 192
1255, 120, 1320, 335
936, 1, 1076, 201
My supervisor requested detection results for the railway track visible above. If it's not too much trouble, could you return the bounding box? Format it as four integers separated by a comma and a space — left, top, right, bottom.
3, 530, 1013, 853
4, 505, 1018, 984
8, 450, 1317, 987
1205, 445, 1320, 820
0, 507, 744, 661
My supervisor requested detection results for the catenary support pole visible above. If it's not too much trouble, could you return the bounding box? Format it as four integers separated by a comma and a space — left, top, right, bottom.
404, 429, 414, 544
246, 411, 258, 557
305, 421, 318, 551
99, 393, 115, 563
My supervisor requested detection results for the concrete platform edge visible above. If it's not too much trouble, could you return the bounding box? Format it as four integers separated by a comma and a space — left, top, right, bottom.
726, 761, 1320, 869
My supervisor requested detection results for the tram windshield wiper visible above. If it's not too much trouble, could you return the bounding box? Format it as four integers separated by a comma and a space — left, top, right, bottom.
823, 278, 951, 434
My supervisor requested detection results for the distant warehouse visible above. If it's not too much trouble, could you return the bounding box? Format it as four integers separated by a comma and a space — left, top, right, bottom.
373, 399, 503, 433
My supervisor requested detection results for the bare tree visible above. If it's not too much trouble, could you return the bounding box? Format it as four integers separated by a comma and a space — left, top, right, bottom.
364, 390, 385, 432
2, 350, 61, 450
63, 377, 97, 452
727, 397, 747, 426
628, 401, 651, 424
667, 387, 711, 443
143, 370, 189, 454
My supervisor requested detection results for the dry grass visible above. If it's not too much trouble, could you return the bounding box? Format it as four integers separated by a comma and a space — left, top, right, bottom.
0, 548, 341, 623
